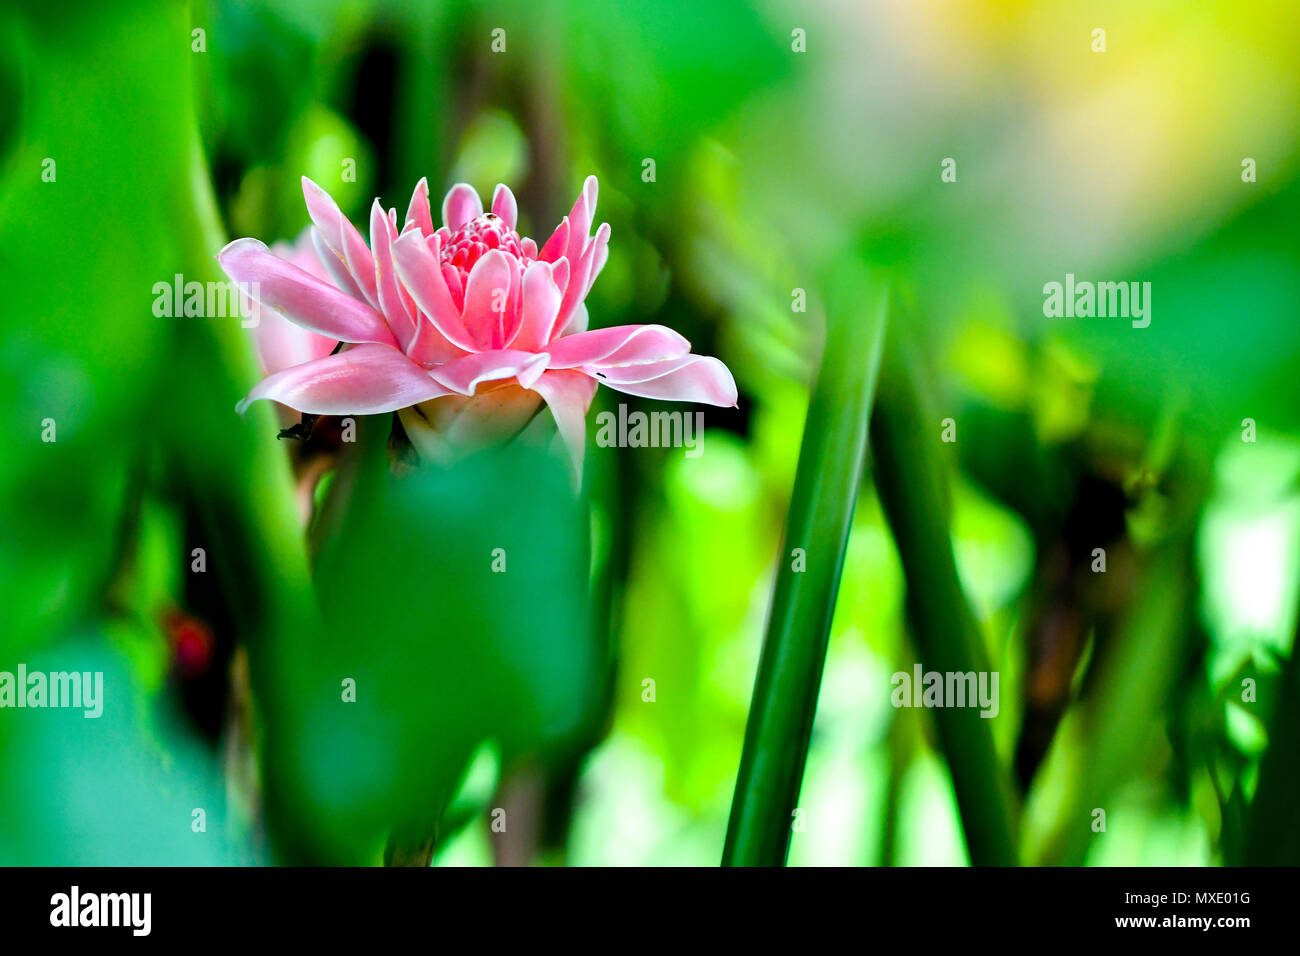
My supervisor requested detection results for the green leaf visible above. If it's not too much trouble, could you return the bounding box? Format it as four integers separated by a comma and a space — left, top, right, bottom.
722, 267, 888, 866
0, 636, 252, 865
0, 2, 196, 652
260, 423, 598, 863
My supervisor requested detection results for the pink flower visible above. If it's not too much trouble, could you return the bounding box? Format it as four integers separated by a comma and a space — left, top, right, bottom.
220, 175, 737, 477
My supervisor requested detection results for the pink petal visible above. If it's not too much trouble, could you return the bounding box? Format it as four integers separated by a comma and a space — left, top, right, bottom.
309, 227, 365, 301
583, 354, 696, 384
253, 309, 337, 377
429, 349, 551, 395
490, 183, 518, 229
502, 262, 524, 344
551, 257, 570, 295
442, 183, 483, 230
538, 217, 570, 263
301, 177, 379, 308
507, 261, 563, 352
563, 175, 598, 264
531, 369, 598, 482
270, 233, 331, 281
218, 239, 396, 347
593, 355, 737, 406
550, 239, 595, 342
406, 314, 471, 368
441, 261, 465, 311
390, 231, 478, 352
586, 222, 611, 295
370, 201, 418, 353
560, 301, 589, 337
461, 249, 516, 350
235, 343, 452, 416
545, 324, 689, 369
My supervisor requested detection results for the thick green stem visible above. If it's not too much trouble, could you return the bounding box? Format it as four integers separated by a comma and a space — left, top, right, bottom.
173, 53, 322, 860
722, 270, 889, 866
869, 324, 1020, 866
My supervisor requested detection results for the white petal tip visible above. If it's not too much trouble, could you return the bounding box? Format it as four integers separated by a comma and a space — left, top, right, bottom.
216, 237, 268, 268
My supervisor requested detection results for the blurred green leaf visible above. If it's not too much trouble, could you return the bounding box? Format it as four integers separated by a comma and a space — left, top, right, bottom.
0, 2, 197, 652
0, 636, 252, 865
259, 423, 597, 863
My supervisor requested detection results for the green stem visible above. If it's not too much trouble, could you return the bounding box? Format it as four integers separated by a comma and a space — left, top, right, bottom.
868, 323, 1020, 866
173, 63, 322, 861
722, 269, 889, 866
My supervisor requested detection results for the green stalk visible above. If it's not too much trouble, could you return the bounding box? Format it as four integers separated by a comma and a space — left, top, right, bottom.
869, 324, 1020, 866
722, 269, 889, 866
172, 41, 322, 860
176, 113, 318, 649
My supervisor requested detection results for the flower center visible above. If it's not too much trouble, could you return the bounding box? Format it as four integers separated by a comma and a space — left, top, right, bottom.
440, 213, 527, 274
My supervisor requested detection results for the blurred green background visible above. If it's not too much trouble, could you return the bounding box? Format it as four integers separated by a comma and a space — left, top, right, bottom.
2, 0, 1298, 865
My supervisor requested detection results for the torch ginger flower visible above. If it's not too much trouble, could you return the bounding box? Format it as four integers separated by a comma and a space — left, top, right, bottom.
220, 175, 737, 477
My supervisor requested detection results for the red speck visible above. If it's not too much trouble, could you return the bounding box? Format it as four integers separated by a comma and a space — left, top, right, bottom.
161, 609, 215, 677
